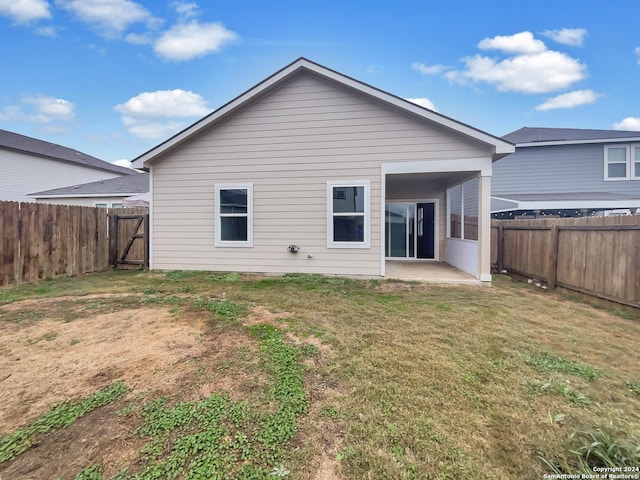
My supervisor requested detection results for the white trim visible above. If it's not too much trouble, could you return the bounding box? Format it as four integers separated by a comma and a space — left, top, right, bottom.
326, 180, 370, 249
515, 137, 640, 147
215, 183, 254, 248
34, 192, 141, 199
380, 171, 386, 277
381, 158, 492, 177
149, 167, 154, 269
490, 194, 640, 212
603, 144, 640, 181
132, 58, 513, 169
384, 199, 440, 261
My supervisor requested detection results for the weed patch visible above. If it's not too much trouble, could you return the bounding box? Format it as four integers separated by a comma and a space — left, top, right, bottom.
117, 323, 309, 479
526, 379, 590, 406
540, 426, 640, 474
0, 382, 129, 462
523, 351, 599, 381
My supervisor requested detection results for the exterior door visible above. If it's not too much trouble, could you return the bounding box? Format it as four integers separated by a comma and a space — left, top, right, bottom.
385, 202, 435, 259
416, 203, 435, 259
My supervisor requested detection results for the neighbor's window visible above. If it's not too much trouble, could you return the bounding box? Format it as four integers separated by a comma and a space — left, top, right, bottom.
215, 183, 253, 247
95, 203, 108, 208
604, 144, 640, 180
111, 203, 124, 209
327, 180, 370, 248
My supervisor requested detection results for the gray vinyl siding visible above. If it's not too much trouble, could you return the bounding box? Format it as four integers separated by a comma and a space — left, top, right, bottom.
151, 71, 492, 276
0, 150, 124, 202
492, 143, 640, 196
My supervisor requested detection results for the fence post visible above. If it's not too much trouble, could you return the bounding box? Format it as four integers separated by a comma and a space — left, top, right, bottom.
143, 214, 150, 268
497, 223, 504, 272
547, 225, 559, 290
108, 213, 118, 267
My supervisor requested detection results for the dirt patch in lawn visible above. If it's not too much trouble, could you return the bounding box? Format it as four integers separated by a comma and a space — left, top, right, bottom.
0, 296, 263, 479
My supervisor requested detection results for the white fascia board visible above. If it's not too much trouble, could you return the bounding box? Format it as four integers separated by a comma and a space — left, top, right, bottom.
497, 198, 640, 211
515, 137, 640, 148
30, 193, 140, 199
382, 157, 493, 176
132, 58, 514, 168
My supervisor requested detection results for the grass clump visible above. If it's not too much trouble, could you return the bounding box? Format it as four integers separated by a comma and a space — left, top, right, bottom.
523, 351, 599, 381
0, 381, 129, 463
192, 298, 246, 321
540, 426, 640, 474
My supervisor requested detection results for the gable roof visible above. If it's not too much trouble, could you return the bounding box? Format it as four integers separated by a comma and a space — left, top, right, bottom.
132, 57, 513, 169
30, 172, 148, 198
504, 127, 640, 147
0, 128, 134, 175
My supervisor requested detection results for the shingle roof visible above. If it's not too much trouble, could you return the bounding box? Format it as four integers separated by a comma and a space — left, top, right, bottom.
30, 172, 148, 197
0, 128, 134, 175
504, 127, 640, 144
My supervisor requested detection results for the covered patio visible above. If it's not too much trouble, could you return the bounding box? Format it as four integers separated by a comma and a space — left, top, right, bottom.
384, 260, 483, 285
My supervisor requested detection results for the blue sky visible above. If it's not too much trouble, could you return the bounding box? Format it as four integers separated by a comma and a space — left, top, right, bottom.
1, 0, 639, 166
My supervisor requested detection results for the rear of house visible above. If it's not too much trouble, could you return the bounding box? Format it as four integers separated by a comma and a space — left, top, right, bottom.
133, 58, 513, 281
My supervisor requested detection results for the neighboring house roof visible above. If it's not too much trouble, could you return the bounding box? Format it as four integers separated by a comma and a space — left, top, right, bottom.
133, 57, 513, 169
30, 172, 148, 198
0, 128, 134, 176
504, 127, 640, 146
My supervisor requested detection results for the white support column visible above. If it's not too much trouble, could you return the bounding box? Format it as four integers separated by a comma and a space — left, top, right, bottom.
478, 175, 492, 282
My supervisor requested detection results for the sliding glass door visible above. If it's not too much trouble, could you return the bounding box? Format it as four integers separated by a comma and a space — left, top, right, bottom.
385, 202, 435, 259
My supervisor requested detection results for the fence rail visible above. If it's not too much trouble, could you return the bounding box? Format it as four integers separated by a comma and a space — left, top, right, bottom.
0, 201, 147, 287
491, 216, 640, 308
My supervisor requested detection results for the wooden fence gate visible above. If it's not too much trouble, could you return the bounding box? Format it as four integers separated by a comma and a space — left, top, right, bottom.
108, 213, 149, 268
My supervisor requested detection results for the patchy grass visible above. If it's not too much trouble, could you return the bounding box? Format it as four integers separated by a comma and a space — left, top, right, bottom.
0, 272, 639, 479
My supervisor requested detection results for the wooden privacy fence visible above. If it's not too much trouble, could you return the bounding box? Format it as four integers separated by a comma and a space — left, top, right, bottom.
0, 201, 148, 287
491, 216, 640, 308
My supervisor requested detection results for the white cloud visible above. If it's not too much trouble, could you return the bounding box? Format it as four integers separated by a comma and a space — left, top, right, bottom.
35, 25, 56, 36
612, 117, 640, 131
154, 21, 238, 61
405, 97, 437, 111
125, 32, 152, 45
56, 0, 158, 37
0, 95, 75, 124
114, 89, 209, 118
478, 31, 547, 55
115, 89, 210, 139
120, 116, 185, 139
447, 50, 586, 94
535, 89, 599, 111
112, 159, 133, 168
542, 28, 587, 47
172, 0, 198, 19
0, 0, 50, 23
411, 62, 446, 75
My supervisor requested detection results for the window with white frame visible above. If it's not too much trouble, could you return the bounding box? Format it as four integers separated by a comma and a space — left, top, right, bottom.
327, 180, 370, 248
447, 178, 479, 241
215, 183, 253, 247
604, 144, 640, 180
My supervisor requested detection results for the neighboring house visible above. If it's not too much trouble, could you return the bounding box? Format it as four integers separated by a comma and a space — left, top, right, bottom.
492, 127, 640, 218
0, 128, 134, 202
29, 172, 149, 208
132, 58, 513, 282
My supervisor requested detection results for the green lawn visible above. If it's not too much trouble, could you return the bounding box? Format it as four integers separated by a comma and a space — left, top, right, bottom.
0, 271, 638, 479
